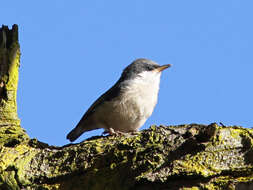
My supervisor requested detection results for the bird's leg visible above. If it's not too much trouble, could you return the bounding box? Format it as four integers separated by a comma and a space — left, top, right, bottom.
129, 130, 139, 135
102, 128, 118, 136
108, 128, 116, 135
102, 128, 138, 136
102, 128, 126, 136
109, 128, 126, 136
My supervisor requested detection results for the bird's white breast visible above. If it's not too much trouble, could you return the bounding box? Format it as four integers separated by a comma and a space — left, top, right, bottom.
94, 71, 162, 132
114, 71, 161, 131
123, 71, 161, 117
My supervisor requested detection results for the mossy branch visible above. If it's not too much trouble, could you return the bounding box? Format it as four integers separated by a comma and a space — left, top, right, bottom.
0, 24, 20, 126
1, 25, 253, 190
1, 124, 253, 190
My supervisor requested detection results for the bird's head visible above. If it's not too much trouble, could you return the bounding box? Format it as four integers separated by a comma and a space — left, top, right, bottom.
119, 58, 171, 82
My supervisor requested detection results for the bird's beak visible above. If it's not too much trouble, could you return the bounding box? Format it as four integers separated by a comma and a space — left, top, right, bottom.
154, 64, 172, 72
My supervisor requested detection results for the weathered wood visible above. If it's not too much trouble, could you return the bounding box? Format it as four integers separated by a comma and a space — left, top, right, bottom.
0, 24, 20, 126
1, 124, 253, 190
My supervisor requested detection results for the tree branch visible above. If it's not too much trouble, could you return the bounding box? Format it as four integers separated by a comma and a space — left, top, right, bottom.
0, 24, 20, 126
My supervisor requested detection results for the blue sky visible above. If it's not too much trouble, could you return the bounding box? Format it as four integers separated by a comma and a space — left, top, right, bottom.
1, 1, 252, 146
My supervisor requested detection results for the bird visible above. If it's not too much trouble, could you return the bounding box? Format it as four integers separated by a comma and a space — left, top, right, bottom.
66, 58, 171, 142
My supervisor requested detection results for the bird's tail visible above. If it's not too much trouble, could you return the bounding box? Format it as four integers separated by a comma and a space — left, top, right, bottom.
66, 125, 86, 142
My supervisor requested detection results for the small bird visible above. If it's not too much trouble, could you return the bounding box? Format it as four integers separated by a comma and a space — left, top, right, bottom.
67, 58, 171, 142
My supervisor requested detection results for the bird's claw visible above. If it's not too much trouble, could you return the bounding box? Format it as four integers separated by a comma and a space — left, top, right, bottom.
102, 128, 139, 136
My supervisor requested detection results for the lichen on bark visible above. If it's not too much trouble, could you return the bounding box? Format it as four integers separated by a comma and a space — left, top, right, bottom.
0, 24, 20, 126
1, 123, 253, 190
1, 25, 253, 190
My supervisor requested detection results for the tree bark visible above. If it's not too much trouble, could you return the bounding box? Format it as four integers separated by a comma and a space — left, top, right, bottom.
0, 25, 253, 190
0, 24, 20, 126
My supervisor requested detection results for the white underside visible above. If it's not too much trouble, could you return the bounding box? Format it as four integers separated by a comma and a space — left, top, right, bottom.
93, 71, 161, 132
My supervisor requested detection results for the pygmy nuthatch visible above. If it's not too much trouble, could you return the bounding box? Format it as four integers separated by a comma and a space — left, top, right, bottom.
67, 58, 171, 142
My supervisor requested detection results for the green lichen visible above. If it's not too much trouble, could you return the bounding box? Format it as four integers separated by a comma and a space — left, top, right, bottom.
0, 25, 20, 126
1, 123, 253, 189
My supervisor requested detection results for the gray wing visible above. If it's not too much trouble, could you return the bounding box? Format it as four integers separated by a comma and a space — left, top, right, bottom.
66, 81, 122, 141
80, 82, 121, 120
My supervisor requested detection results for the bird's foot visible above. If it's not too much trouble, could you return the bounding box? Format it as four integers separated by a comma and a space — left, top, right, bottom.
102, 128, 117, 135
108, 128, 126, 136
102, 128, 119, 136
129, 130, 139, 135
102, 128, 139, 136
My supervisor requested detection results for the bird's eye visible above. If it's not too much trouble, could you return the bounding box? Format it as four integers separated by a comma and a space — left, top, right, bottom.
147, 65, 158, 71
146, 66, 152, 71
